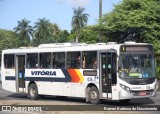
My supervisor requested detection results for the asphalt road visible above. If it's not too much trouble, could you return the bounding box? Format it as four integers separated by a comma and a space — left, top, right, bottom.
0, 84, 160, 105
0, 84, 160, 114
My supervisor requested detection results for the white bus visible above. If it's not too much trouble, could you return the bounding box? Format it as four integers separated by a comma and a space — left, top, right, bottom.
1, 42, 158, 104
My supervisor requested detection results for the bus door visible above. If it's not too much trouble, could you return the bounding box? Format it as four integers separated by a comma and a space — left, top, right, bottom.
16, 55, 26, 92
99, 50, 117, 99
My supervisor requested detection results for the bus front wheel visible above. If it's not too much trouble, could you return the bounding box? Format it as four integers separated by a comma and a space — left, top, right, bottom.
28, 83, 39, 100
89, 86, 100, 104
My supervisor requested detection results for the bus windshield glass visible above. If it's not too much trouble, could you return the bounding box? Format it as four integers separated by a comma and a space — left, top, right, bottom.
119, 53, 155, 78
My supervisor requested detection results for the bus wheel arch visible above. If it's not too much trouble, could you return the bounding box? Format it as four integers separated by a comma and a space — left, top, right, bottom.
28, 81, 39, 100
85, 83, 100, 104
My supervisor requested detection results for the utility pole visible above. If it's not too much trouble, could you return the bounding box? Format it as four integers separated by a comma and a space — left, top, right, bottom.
99, 0, 102, 18
99, 0, 102, 42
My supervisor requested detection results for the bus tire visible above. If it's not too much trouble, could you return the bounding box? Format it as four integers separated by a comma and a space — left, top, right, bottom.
28, 83, 39, 100
89, 86, 100, 104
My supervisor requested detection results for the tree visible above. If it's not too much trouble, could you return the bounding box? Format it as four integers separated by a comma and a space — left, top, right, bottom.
79, 25, 106, 43
33, 18, 52, 45
33, 18, 63, 46
0, 29, 19, 52
14, 19, 33, 46
99, 0, 160, 78
99, 0, 160, 43
50, 23, 61, 36
57, 30, 69, 43
71, 7, 89, 42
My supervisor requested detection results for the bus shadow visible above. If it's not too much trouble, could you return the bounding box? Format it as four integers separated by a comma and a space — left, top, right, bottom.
7, 93, 27, 99
42, 96, 86, 103
7, 94, 86, 103
6, 93, 155, 105
101, 97, 155, 106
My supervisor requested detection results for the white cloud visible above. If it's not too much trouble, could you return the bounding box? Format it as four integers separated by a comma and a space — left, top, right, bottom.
56, 0, 90, 7
68, 0, 90, 7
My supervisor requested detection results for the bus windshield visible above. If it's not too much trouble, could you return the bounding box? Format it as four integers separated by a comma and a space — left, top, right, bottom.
119, 53, 155, 78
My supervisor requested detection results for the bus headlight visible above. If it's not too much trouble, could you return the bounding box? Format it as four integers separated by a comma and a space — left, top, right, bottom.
120, 83, 130, 92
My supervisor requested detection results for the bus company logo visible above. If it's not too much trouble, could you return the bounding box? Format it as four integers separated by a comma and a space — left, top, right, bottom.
31, 71, 56, 76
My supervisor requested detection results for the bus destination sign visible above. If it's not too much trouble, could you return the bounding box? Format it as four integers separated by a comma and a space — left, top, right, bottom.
120, 45, 153, 52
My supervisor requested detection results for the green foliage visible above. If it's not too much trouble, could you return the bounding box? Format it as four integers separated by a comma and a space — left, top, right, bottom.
100, 0, 160, 43
33, 18, 62, 46
14, 19, 33, 46
33, 18, 53, 46
57, 30, 69, 43
79, 25, 107, 43
153, 40, 160, 79
99, 0, 160, 79
0, 29, 19, 52
71, 7, 89, 42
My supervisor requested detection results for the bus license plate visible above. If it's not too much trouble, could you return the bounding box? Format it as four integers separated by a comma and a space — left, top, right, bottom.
140, 91, 146, 96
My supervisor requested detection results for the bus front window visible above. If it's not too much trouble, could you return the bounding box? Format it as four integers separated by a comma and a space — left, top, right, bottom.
119, 53, 155, 78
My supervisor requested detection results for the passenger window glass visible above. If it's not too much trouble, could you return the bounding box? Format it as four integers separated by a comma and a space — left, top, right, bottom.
4, 54, 14, 69
82, 51, 97, 69
67, 52, 80, 68
27, 53, 38, 68
52, 52, 65, 68
40, 53, 51, 68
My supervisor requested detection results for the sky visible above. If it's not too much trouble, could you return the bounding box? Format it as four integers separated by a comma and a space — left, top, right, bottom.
0, 0, 122, 32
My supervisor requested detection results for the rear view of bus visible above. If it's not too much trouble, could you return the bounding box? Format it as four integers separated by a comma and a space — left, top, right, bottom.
117, 42, 158, 102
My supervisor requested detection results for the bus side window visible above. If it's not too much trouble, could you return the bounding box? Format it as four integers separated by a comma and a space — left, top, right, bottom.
4, 54, 14, 69
40, 53, 51, 69
52, 52, 65, 68
67, 52, 81, 68
82, 51, 97, 69
27, 53, 38, 68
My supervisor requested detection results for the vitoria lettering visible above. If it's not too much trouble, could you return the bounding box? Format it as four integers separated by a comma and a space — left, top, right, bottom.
31, 71, 56, 76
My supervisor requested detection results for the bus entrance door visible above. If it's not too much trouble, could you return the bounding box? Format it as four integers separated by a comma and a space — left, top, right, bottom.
100, 51, 117, 99
16, 55, 25, 93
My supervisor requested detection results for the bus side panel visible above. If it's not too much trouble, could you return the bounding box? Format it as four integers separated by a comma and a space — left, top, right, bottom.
112, 85, 120, 100
36, 81, 45, 95
71, 83, 85, 97
2, 69, 16, 92
61, 83, 85, 97
62, 83, 72, 96
43, 82, 63, 96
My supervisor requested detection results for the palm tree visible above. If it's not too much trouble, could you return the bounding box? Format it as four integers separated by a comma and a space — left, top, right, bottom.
33, 18, 62, 45
50, 23, 61, 36
14, 19, 33, 46
34, 18, 52, 39
33, 18, 54, 45
71, 7, 89, 42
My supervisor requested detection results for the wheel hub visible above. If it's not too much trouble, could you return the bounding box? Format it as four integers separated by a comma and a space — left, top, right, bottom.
30, 88, 36, 97
90, 91, 97, 100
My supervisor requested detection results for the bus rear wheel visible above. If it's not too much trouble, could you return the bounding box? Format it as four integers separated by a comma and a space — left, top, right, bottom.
89, 86, 100, 104
28, 83, 39, 100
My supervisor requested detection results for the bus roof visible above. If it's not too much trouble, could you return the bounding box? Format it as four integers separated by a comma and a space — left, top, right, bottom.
2, 42, 151, 54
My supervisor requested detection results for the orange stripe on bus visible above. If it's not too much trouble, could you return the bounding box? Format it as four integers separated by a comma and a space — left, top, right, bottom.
67, 69, 75, 82
67, 69, 80, 82
75, 69, 84, 83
